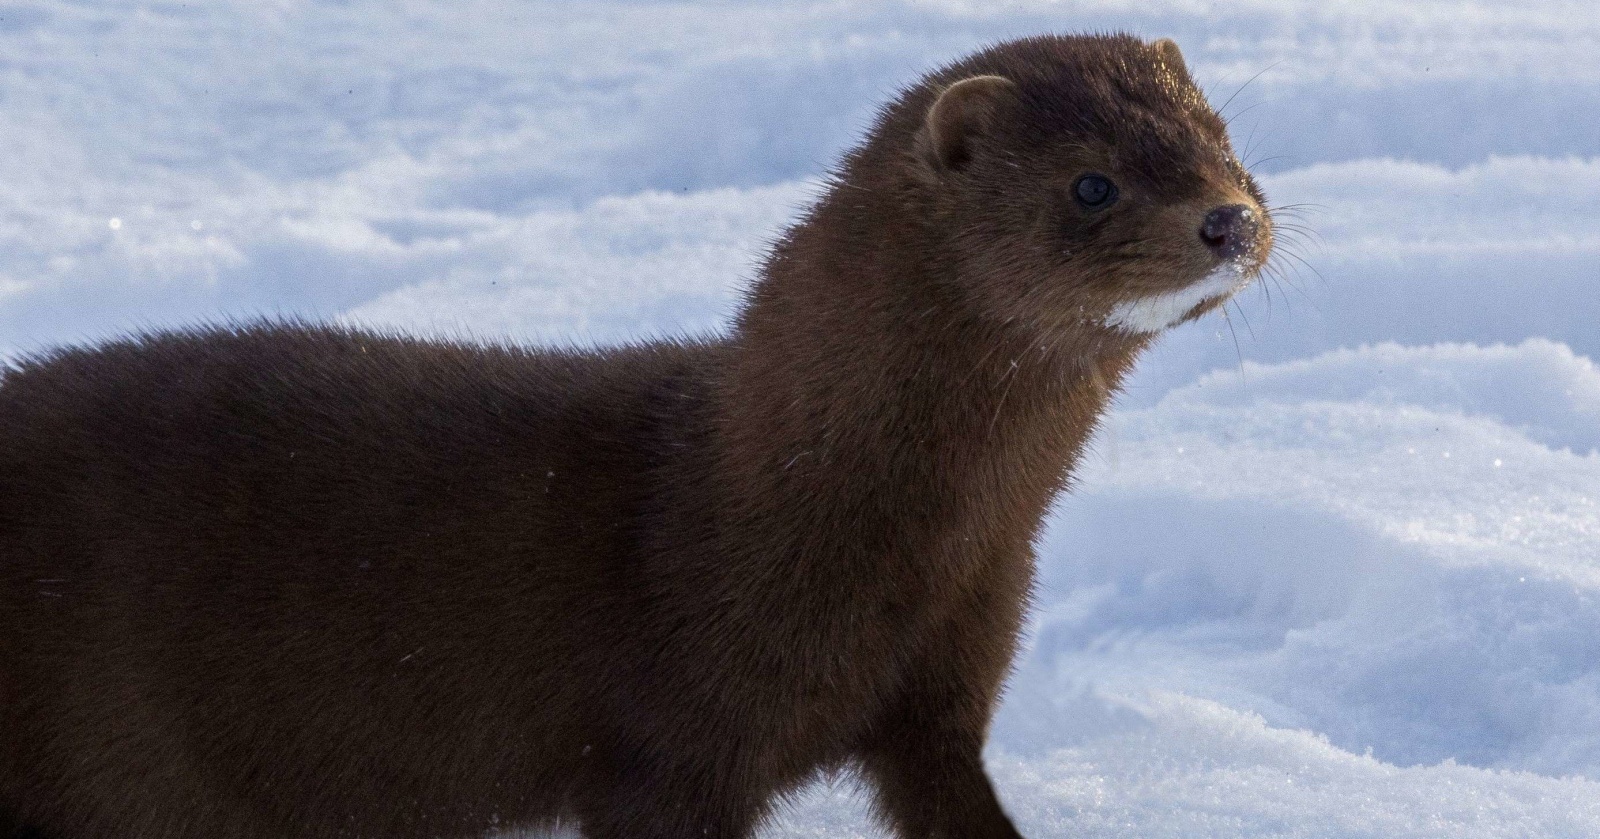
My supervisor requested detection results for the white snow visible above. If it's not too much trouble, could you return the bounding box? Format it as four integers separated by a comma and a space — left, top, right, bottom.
5, 1, 1600, 836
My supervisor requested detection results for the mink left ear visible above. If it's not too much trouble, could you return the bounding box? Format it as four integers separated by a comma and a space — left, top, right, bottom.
916, 74, 1018, 174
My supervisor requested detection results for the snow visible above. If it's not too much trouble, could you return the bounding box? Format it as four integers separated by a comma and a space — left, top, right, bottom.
5, 1, 1599, 835
1015, 340, 1600, 771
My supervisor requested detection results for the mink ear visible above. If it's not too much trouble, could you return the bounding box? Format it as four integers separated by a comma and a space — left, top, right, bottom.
917, 75, 1018, 174
1153, 38, 1187, 70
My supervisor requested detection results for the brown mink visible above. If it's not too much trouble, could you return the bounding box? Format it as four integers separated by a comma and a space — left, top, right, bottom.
0, 34, 1272, 839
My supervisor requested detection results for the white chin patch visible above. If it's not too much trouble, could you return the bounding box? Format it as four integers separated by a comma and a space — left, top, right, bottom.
1104, 264, 1250, 335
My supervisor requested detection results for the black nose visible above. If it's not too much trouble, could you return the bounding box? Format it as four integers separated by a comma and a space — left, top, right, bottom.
1199, 204, 1259, 261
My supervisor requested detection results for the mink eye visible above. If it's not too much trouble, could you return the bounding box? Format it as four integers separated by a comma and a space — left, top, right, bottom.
1074, 174, 1118, 210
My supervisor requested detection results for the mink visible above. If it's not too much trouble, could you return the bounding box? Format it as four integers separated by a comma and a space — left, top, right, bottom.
0, 33, 1272, 839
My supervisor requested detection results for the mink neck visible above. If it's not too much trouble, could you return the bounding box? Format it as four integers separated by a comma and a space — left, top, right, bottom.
715, 171, 1145, 560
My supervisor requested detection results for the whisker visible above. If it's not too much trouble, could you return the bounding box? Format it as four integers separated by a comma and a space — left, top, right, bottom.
1276, 247, 1327, 286
1219, 305, 1247, 391
1231, 295, 1258, 342
1245, 153, 1290, 170
1261, 266, 1277, 323
1258, 272, 1279, 324
987, 359, 1021, 440
1240, 120, 1259, 163
960, 339, 1007, 389
1217, 61, 1281, 119
1267, 202, 1330, 214
1274, 224, 1327, 248
1264, 259, 1321, 312
1240, 127, 1283, 169
1226, 100, 1268, 133
1262, 265, 1300, 318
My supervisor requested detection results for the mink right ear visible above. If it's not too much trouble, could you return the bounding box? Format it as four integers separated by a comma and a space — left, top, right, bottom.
917, 75, 1018, 174
1153, 38, 1186, 69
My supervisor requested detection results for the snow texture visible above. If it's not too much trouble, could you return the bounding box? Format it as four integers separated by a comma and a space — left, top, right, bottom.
4, 1, 1599, 836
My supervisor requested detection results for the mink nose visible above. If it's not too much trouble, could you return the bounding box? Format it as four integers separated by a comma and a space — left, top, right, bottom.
1199, 204, 1259, 261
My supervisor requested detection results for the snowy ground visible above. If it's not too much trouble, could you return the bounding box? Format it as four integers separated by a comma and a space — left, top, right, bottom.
5, 1, 1599, 836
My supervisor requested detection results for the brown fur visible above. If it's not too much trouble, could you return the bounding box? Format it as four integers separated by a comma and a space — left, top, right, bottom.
0, 34, 1271, 839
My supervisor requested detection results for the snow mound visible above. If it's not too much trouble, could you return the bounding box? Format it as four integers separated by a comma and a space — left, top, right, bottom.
989, 694, 1600, 839
767, 339, 1600, 835
775, 695, 1600, 838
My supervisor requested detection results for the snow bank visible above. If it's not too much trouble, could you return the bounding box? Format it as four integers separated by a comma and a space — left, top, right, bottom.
782, 698, 1600, 838
987, 694, 1600, 839
6, 1, 1600, 836
4, 0, 1600, 356
773, 339, 1600, 835
1015, 340, 1600, 769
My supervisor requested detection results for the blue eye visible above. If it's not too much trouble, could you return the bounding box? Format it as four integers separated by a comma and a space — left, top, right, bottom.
1074, 174, 1118, 210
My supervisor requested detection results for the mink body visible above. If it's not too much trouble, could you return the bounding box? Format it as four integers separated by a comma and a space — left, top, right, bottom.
0, 34, 1271, 839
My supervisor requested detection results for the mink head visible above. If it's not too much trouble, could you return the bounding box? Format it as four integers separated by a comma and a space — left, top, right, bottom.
885, 34, 1274, 337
